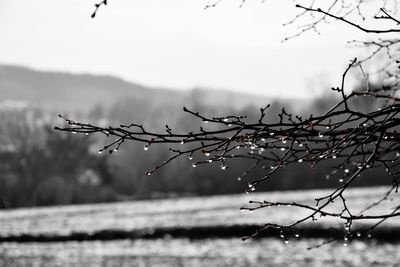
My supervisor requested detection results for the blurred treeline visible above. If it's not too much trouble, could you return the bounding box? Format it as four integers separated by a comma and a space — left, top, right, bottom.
0, 81, 390, 208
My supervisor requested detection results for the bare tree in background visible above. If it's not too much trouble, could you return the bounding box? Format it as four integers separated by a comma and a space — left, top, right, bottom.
60, 0, 400, 245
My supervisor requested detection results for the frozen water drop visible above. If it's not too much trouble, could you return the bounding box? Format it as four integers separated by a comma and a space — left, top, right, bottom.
144, 145, 149, 151
192, 163, 197, 168
298, 159, 303, 163
344, 169, 349, 173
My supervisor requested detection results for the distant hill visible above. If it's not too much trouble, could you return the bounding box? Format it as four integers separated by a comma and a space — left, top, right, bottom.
0, 65, 280, 114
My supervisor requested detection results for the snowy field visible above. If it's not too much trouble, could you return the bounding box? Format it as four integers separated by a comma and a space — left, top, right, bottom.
0, 187, 399, 266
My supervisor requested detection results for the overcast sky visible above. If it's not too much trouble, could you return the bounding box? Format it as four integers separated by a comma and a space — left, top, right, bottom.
0, 0, 371, 99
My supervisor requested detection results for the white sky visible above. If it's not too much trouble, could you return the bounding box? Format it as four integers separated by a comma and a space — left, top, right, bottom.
0, 0, 371, 99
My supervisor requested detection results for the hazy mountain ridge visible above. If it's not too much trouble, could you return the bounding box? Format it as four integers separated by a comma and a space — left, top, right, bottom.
0, 64, 284, 114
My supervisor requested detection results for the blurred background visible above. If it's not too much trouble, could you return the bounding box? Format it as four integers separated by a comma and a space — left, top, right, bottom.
0, 64, 387, 208
0, 1, 398, 266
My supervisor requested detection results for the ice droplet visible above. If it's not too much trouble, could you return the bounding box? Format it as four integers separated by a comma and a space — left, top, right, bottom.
144, 145, 149, 151
298, 159, 303, 163
204, 152, 210, 156
192, 163, 197, 168
344, 169, 349, 173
